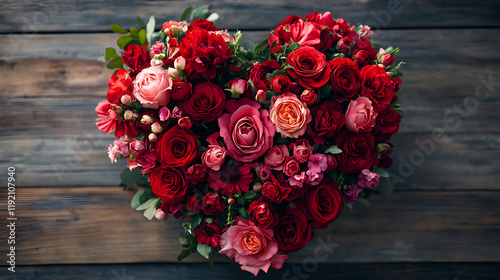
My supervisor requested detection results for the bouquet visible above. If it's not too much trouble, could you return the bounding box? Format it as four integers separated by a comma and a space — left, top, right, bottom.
95, 7, 404, 275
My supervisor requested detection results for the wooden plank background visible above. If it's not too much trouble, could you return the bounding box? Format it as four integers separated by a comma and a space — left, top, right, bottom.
0, 0, 500, 279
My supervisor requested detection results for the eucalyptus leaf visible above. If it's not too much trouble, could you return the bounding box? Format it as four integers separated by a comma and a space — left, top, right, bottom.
197, 243, 211, 259
324, 145, 342, 154
131, 189, 148, 209
190, 5, 210, 21
110, 24, 128, 34
180, 7, 193, 21
206, 13, 219, 23
136, 198, 160, 211
136, 16, 147, 29
143, 205, 157, 220
146, 16, 156, 47
120, 167, 144, 186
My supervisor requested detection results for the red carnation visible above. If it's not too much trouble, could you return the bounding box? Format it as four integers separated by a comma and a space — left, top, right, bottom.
178, 82, 226, 122
149, 165, 189, 204
107, 69, 133, 104
359, 65, 395, 112
335, 130, 377, 174
303, 179, 343, 229
201, 192, 225, 216
287, 46, 330, 89
156, 125, 199, 168
274, 207, 313, 252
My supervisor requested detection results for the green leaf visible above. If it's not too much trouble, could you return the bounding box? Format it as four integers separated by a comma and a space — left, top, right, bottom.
318, 84, 332, 98
116, 35, 135, 49
197, 243, 211, 259
372, 167, 389, 178
209, 247, 215, 266
190, 5, 209, 21
238, 207, 250, 220
146, 16, 156, 47
206, 13, 219, 23
104, 47, 119, 60
106, 57, 124, 69
254, 39, 268, 54
136, 198, 160, 211
120, 167, 144, 186
190, 215, 202, 228
243, 190, 257, 200
324, 145, 342, 154
138, 29, 147, 46
177, 249, 193, 262
376, 178, 393, 198
137, 16, 147, 29
130, 27, 139, 38
110, 24, 128, 34
180, 7, 193, 21
131, 189, 148, 209
143, 204, 157, 220
205, 217, 213, 224
356, 197, 371, 207
289, 42, 300, 50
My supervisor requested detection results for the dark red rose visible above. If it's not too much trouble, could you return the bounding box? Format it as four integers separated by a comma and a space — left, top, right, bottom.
248, 59, 281, 92
156, 125, 199, 168
378, 143, 394, 169
170, 78, 192, 101
186, 193, 202, 214
186, 164, 207, 185
194, 220, 223, 248
307, 101, 345, 144
287, 46, 330, 89
270, 75, 292, 94
187, 19, 218, 33
359, 65, 395, 112
178, 82, 226, 122
329, 58, 361, 101
352, 49, 370, 67
326, 154, 338, 172
107, 69, 133, 104
335, 130, 377, 174
201, 192, 225, 216
274, 207, 313, 252
380, 53, 394, 68
304, 178, 343, 229
150, 165, 189, 204
248, 198, 279, 229
179, 28, 232, 79
337, 37, 354, 53
373, 107, 401, 142
391, 77, 402, 93
261, 175, 292, 203
300, 89, 318, 106
160, 201, 185, 219
352, 38, 376, 63
121, 44, 150, 75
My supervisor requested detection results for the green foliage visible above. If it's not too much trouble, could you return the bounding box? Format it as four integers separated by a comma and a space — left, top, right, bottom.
376, 178, 393, 198
131, 189, 148, 209
197, 243, 211, 259
324, 145, 342, 155
136, 198, 160, 220
120, 167, 145, 186
190, 5, 210, 21
110, 24, 128, 34
180, 7, 193, 21
372, 167, 389, 178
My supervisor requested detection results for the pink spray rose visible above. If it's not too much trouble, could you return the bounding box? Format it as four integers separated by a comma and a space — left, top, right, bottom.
265, 145, 289, 171
283, 157, 300, 177
202, 145, 227, 171
218, 98, 275, 162
290, 139, 312, 163
219, 217, 288, 276
133, 66, 172, 109
345, 97, 378, 132
269, 93, 311, 138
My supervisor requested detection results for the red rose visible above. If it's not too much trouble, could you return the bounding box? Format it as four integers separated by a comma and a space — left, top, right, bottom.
359, 65, 395, 112
187, 19, 218, 33
248, 198, 278, 229
274, 207, 313, 252
380, 53, 394, 68
160, 201, 184, 218
287, 46, 330, 89
170, 78, 192, 101
107, 69, 133, 104
335, 130, 377, 174
329, 58, 361, 101
378, 143, 394, 169
352, 39, 376, 63
179, 27, 232, 79
121, 44, 150, 75
300, 89, 318, 106
150, 165, 188, 204
179, 82, 226, 122
248, 59, 281, 92
330, 18, 358, 43
201, 192, 225, 216
352, 50, 370, 67
156, 125, 199, 168
186, 193, 202, 214
304, 178, 343, 229
391, 77, 402, 92
373, 107, 401, 142
186, 164, 207, 185
261, 175, 292, 203
307, 101, 345, 144
270, 75, 293, 94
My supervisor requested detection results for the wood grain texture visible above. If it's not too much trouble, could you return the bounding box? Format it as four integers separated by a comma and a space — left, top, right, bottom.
1, 0, 500, 34
2, 263, 500, 280
0, 187, 498, 265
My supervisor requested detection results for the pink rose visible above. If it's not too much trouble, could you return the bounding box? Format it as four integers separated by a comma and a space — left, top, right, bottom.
345, 97, 378, 132
283, 157, 300, 177
202, 145, 227, 171
290, 139, 312, 164
154, 208, 168, 221
218, 98, 275, 162
265, 145, 289, 171
219, 217, 288, 276
133, 66, 172, 109
269, 93, 311, 138
357, 25, 374, 39
129, 139, 145, 155
159, 107, 171, 121
253, 163, 272, 181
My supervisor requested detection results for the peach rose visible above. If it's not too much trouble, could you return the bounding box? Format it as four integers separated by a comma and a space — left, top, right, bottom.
345, 97, 378, 132
133, 66, 172, 109
269, 93, 311, 138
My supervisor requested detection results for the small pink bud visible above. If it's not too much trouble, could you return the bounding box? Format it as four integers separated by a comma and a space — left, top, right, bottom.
148, 133, 157, 142
124, 110, 134, 120
228, 198, 235, 205
159, 107, 172, 121
141, 115, 153, 125
230, 78, 248, 95
132, 113, 139, 120
120, 95, 132, 105
252, 182, 262, 192
168, 67, 179, 78
150, 59, 164, 67
255, 89, 266, 103
174, 57, 186, 70
151, 122, 163, 134
155, 209, 168, 221
380, 53, 394, 68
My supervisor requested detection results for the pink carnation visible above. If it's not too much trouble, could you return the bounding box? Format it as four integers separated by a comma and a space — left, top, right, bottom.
307, 153, 328, 174
358, 169, 381, 189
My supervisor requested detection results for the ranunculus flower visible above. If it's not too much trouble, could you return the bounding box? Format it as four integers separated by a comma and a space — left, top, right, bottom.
345, 97, 378, 132
121, 44, 151, 75
359, 65, 395, 112
170, 78, 192, 101
248, 199, 279, 229
194, 220, 223, 248
179, 27, 232, 79
265, 145, 289, 171
304, 178, 343, 229
149, 165, 188, 204
329, 58, 361, 101
107, 69, 133, 104
373, 107, 401, 142
253, 163, 272, 181
335, 130, 377, 174
283, 157, 300, 177
133, 66, 172, 109
219, 98, 275, 162
261, 176, 292, 203
300, 89, 318, 106
273, 207, 312, 252
286, 46, 330, 89
179, 82, 226, 122
306, 101, 345, 144
290, 139, 312, 164
201, 192, 225, 216
156, 125, 199, 168
202, 145, 227, 171
269, 93, 311, 138
219, 217, 288, 276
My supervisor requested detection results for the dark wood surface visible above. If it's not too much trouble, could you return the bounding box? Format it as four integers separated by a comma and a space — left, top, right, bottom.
0, 0, 499, 279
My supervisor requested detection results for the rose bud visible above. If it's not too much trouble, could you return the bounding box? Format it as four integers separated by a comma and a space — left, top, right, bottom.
379, 53, 394, 68
154, 208, 168, 221
151, 122, 163, 134
352, 49, 369, 66
228, 198, 235, 205
124, 110, 134, 120
337, 37, 354, 53
229, 78, 248, 96
148, 132, 157, 142
270, 75, 292, 94
174, 56, 186, 70
202, 145, 227, 171
300, 89, 318, 106
168, 67, 179, 78
178, 116, 192, 129
150, 58, 164, 67
141, 115, 154, 125
132, 113, 139, 121
255, 89, 267, 103
253, 182, 262, 192
229, 63, 242, 73
159, 107, 171, 121
120, 95, 132, 105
